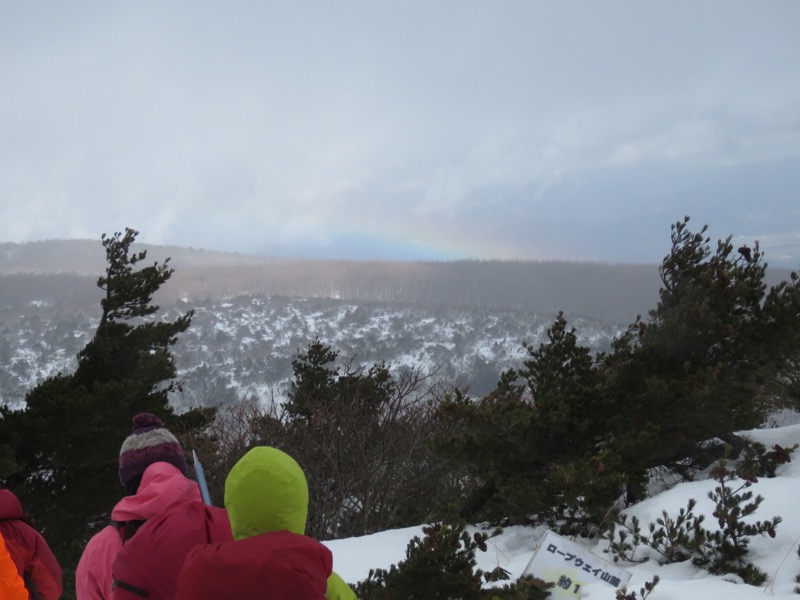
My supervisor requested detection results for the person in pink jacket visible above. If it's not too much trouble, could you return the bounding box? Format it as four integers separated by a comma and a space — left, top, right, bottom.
75, 413, 231, 600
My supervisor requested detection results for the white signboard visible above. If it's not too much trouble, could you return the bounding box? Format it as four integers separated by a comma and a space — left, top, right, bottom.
522, 530, 632, 599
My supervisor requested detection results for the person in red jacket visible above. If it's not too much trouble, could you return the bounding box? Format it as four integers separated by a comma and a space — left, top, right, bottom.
1, 531, 29, 600
176, 446, 355, 600
75, 413, 231, 600
0, 485, 63, 600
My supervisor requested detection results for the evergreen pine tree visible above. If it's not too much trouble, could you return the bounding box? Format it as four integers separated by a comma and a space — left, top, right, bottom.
354, 521, 552, 599
436, 217, 800, 526
284, 339, 341, 422
0, 228, 213, 599
606, 217, 800, 481
436, 313, 624, 531
267, 340, 443, 539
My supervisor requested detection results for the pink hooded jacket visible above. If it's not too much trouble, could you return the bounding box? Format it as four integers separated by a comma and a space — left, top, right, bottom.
75, 462, 230, 600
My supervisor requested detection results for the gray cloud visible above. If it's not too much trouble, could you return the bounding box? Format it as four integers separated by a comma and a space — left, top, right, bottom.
1, 1, 799, 266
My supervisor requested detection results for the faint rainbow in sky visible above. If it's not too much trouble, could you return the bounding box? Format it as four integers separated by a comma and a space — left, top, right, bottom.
316, 221, 545, 262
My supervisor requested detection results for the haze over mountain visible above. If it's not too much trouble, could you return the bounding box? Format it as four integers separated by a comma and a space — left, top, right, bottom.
1, 239, 668, 319
0, 239, 794, 410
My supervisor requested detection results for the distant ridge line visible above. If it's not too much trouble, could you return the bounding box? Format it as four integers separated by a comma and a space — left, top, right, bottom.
0, 239, 792, 323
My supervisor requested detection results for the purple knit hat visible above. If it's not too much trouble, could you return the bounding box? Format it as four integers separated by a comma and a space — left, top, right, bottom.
118, 413, 188, 488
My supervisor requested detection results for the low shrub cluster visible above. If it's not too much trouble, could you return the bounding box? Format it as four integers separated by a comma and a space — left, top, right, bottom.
605, 450, 789, 586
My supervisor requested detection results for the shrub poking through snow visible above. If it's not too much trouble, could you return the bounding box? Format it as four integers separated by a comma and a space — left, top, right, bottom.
353, 521, 553, 599
606, 500, 706, 565
616, 576, 660, 600
693, 457, 780, 585
606, 455, 781, 586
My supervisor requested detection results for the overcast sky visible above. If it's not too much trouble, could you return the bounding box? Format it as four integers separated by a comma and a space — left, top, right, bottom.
2, 2, 798, 266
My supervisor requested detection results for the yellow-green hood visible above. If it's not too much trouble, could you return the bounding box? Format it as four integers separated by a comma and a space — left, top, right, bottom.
224, 446, 309, 540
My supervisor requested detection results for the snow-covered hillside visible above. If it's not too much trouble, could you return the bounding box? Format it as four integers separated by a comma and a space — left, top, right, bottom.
326, 423, 800, 599
0, 295, 625, 409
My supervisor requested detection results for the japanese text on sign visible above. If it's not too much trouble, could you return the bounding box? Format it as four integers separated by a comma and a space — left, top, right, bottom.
522, 530, 631, 599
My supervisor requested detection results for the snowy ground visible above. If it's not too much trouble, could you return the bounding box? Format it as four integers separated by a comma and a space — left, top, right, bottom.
324, 424, 800, 599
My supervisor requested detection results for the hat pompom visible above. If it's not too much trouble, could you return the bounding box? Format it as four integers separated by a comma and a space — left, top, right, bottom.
132, 413, 165, 432
119, 413, 187, 490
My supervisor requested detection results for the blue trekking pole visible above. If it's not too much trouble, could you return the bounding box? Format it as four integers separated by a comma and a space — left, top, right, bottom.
193, 449, 213, 506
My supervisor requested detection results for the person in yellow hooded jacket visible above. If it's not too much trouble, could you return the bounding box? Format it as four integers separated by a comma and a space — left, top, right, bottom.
175, 446, 356, 600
